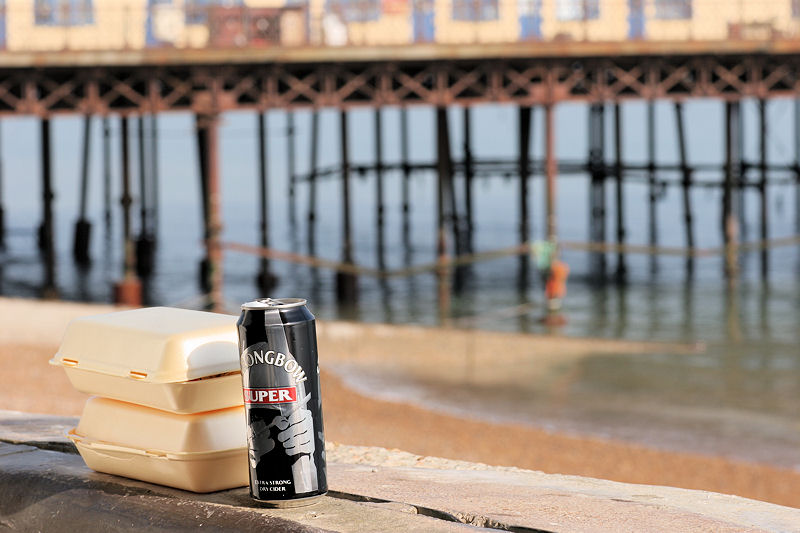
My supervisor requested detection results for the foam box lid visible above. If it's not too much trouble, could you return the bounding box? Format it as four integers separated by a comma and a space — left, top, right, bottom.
51, 307, 240, 383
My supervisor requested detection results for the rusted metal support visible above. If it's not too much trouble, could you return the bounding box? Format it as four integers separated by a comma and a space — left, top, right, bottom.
102, 117, 112, 227
588, 103, 606, 276
758, 98, 769, 278
723, 102, 739, 281
307, 109, 319, 232
195, 113, 224, 311
257, 112, 276, 291
613, 102, 626, 280
40, 118, 57, 298
796, 99, 800, 234
400, 107, 412, 248
446, 115, 462, 260
336, 109, 357, 304
114, 116, 142, 306
545, 103, 557, 244
436, 106, 452, 322
137, 116, 148, 237
136, 115, 154, 277
121, 117, 133, 272
73, 115, 92, 264
647, 99, 657, 250
5, 51, 800, 115
196, 115, 210, 249
674, 101, 694, 275
518, 106, 531, 244
463, 106, 474, 253
287, 111, 297, 232
150, 114, 159, 240
735, 101, 747, 241
375, 107, 385, 268
0, 120, 4, 250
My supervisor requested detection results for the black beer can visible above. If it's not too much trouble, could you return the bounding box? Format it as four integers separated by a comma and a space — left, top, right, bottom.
237, 298, 327, 506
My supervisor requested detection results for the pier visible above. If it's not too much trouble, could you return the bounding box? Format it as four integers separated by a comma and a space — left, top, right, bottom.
0, 3, 798, 312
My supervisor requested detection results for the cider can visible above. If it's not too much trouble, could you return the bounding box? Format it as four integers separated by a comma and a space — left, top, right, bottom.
237, 298, 326, 506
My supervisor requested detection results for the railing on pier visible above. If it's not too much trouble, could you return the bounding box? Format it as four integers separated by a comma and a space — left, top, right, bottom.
0, 1, 799, 54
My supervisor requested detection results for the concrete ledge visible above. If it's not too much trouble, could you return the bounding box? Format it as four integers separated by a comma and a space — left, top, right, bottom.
2, 412, 799, 533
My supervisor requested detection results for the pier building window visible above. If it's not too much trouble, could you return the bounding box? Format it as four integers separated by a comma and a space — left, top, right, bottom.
555, 0, 599, 21
185, 0, 212, 25
34, 0, 94, 26
333, 0, 381, 23
452, 0, 499, 21
654, 0, 692, 19
185, 0, 243, 25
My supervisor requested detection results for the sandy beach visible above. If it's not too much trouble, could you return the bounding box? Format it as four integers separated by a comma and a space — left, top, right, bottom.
2, 298, 798, 509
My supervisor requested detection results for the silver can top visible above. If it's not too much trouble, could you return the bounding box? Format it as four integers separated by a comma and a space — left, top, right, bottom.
241, 297, 307, 310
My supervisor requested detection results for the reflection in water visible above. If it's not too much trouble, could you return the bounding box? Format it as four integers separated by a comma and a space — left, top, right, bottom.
613, 283, 628, 339
74, 263, 92, 302
680, 279, 695, 341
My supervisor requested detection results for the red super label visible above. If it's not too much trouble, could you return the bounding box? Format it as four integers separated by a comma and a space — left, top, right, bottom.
243, 387, 297, 404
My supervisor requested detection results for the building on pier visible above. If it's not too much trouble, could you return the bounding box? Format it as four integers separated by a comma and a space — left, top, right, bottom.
1, 0, 799, 52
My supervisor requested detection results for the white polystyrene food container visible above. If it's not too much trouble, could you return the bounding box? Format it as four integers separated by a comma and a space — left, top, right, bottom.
68, 397, 248, 493
50, 307, 244, 414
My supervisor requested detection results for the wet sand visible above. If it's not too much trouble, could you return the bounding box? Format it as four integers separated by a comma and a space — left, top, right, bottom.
4, 338, 799, 509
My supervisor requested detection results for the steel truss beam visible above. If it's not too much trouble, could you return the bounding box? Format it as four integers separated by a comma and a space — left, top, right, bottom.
2, 53, 798, 116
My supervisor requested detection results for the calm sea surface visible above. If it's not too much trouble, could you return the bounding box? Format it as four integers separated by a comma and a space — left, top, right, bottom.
3, 100, 799, 466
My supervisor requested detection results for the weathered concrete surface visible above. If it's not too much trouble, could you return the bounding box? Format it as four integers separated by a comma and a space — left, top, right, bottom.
0, 443, 487, 533
327, 449, 800, 533
0, 411, 76, 453
2, 412, 800, 533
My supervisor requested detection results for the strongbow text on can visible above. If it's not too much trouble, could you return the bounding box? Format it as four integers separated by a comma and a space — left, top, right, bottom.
237, 298, 327, 506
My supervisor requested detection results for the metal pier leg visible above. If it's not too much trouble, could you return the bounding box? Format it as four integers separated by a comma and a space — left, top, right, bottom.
150, 114, 159, 242
723, 102, 739, 282
307, 110, 319, 253
257, 112, 276, 291
102, 117, 112, 228
517, 105, 532, 298
73, 115, 92, 264
463, 106, 474, 253
196, 113, 224, 311
519, 106, 531, 245
795, 99, 800, 234
375, 108, 385, 269
735, 101, 747, 242
545, 103, 557, 245
675, 101, 695, 275
137, 115, 147, 239
613, 102, 626, 280
400, 107, 412, 249
647, 99, 657, 264
287, 111, 297, 234
436, 106, 452, 323
758, 98, 769, 279
336, 109, 357, 305
136, 115, 154, 277
0, 120, 4, 250
435, 109, 460, 261
114, 116, 141, 306
40, 118, 57, 298
588, 103, 606, 278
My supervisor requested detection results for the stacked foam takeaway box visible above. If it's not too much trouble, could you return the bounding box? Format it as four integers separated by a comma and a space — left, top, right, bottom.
50, 307, 250, 493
